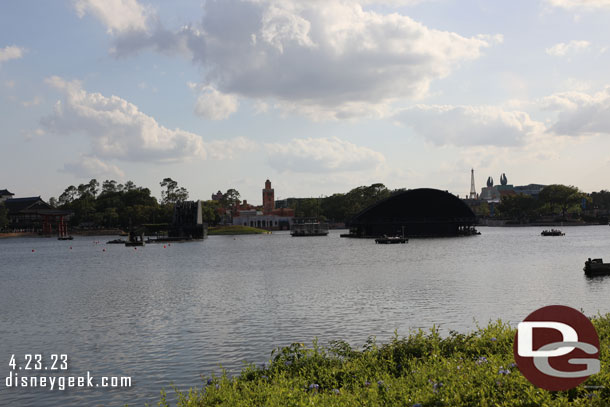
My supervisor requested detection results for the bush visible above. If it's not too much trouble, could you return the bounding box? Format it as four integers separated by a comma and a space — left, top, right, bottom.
158, 316, 610, 406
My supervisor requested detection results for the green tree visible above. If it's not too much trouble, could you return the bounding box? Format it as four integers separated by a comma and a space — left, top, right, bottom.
201, 200, 221, 225
160, 178, 189, 205
220, 188, 240, 208
58, 185, 78, 205
101, 180, 118, 195
538, 184, 586, 219
496, 194, 538, 222
591, 190, 610, 211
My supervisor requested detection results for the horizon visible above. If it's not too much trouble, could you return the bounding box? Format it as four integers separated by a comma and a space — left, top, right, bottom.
2, 1, 610, 205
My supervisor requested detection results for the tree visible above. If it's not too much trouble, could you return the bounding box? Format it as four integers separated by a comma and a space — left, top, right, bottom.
160, 178, 189, 205
221, 188, 241, 208
101, 180, 118, 195
538, 184, 586, 219
201, 200, 221, 225
591, 190, 610, 211
58, 185, 78, 206
496, 194, 538, 222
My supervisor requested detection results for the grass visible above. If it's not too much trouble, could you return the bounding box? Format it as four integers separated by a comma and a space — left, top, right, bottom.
158, 314, 610, 406
208, 225, 271, 235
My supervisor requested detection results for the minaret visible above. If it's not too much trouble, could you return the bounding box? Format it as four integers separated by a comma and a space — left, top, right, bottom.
469, 169, 477, 199
262, 179, 275, 214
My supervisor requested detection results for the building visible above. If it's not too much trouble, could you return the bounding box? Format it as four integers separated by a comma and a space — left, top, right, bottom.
211, 190, 223, 201
345, 188, 477, 237
513, 184, 546, 198
0, 189, 14, 203
262, 179, 275, 214
232, 179, 295, 230
4, 196, 71, 233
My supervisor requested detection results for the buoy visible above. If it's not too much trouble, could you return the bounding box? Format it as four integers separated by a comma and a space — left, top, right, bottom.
32, 249, 35, 252
69, 246, 72, 249
163, 245, 166, 248
134, 247, 137, 250
103, 248, 106, 252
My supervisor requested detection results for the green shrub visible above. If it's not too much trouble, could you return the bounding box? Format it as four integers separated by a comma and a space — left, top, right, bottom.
158, 316, 610, 406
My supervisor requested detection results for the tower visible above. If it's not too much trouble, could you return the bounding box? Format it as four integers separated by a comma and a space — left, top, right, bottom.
262, 179, 275, 214
469, 169, 477, 199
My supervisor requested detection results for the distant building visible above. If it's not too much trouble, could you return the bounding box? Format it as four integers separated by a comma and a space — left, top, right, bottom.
513, 184, 546, 198
232, 179, 294, 230
262, 179, 275, 214
4, 196, 71, 233
0, 189, 14, 203
211, 190, 223, 201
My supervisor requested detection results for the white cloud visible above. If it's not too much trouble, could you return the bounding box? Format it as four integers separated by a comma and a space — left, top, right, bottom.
80, 0, 497, 120
193, 85, 239, 120
543, 87, 610, 136
73, 0, 151, 34
205, 137, 258, 160
546, 40, 590, 56
0, 45, 25, 64
21, 96, 43, 108
41, 76, 258, 163
266, 136, 386, 173
41, 76, 207, 162
545, 0, 610, 10
395, 105, 545, 147
62, 155, 125, 179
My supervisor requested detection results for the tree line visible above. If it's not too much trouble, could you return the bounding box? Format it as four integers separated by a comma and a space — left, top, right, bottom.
496, 184, 610, 223
2, 181, 610, 230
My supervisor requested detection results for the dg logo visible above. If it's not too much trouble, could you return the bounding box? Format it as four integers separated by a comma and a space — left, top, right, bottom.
513, 305, 600, 391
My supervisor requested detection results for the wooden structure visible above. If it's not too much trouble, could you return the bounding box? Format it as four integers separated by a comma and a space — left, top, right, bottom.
3, 197, 71, 236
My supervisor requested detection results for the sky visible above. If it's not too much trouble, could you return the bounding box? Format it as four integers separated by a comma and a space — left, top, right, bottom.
2, 0, 610, 205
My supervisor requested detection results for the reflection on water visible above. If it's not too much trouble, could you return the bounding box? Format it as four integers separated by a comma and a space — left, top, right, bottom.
1, 226, 610, 406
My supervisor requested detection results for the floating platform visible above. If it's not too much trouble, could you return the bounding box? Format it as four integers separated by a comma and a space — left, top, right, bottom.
584, 258, 610, 277
375, 236, 408, 244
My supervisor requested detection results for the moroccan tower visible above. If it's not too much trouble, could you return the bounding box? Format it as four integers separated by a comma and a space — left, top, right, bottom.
262, 179, 275, 214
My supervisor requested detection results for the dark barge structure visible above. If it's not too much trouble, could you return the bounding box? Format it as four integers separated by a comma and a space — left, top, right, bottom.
145, 200, 207, 243
342, 188, 478, 238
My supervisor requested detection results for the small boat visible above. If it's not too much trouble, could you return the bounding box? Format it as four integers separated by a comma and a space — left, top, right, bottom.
541, 229, 565, 236
58, 236, 73, 240
584, 258, 610, 276
106, 238, 126, 244
375, 235, 408, 244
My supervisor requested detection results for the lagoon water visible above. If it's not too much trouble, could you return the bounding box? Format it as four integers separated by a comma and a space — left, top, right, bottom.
2, 226, 610, 406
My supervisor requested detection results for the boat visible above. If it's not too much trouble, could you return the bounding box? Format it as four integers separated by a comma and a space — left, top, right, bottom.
541, 229, 565, 236
125, 231, 145, 247
375, 235, 408, 244
584, 258, 610, 276
106, 238, 126, 244
58, 236, 73, 240
291, 218, 329, 236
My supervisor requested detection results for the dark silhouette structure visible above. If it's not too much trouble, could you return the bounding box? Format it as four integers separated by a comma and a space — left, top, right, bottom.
169, 200, 207, 239
344, 188, 477, 238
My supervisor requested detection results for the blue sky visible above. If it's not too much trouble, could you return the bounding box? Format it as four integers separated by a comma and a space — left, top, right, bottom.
2, 0, 610, 204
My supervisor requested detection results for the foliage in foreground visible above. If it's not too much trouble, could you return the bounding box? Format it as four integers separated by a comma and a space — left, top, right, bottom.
158, 314, 610, 407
